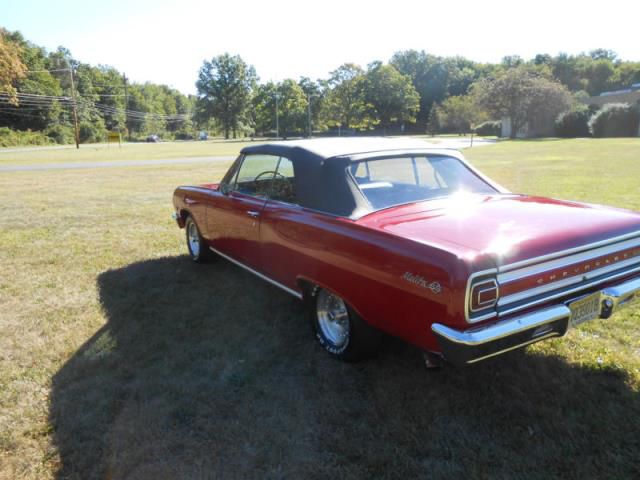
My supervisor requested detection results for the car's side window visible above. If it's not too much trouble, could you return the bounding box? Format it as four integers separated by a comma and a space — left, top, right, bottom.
269, 157, 298, 205
231, 154, 281, 197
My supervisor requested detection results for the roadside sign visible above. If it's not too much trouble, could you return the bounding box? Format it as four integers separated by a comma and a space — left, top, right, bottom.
107, 132, 121, 147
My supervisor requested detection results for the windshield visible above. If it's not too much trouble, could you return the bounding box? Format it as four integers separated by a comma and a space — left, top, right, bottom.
349, 155, 497, 210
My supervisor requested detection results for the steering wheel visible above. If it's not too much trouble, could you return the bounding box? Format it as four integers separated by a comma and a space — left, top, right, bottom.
254, 170, 286, 182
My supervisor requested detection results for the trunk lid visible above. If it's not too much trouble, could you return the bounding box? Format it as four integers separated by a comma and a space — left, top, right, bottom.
356, 194, 640, 266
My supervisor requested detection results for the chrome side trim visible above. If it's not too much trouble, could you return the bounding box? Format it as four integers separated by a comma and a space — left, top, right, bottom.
209, 246, 303, 300
433, 305, 571, 346
498, 236, 640, 284
499, 264, 640, 317
499, 230, 640, 274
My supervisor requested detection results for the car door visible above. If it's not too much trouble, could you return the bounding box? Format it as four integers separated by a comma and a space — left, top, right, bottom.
206, 153, 280, 268
258, 156, 309, 289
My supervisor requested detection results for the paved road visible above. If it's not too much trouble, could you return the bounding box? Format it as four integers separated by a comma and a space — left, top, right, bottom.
0, 138, 495, 172
0, 156, 236, 172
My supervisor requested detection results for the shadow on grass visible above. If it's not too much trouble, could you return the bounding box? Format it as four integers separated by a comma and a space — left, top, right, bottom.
50, 256, 640, 479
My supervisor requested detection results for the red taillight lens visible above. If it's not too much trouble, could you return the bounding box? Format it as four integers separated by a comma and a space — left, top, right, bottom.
470, 279, 499, 312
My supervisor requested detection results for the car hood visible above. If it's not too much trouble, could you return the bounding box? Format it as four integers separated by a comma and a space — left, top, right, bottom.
356, 194, 640, 267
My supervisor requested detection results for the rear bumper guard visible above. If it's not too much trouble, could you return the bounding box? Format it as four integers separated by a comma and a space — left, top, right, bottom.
432, 276, 640, 366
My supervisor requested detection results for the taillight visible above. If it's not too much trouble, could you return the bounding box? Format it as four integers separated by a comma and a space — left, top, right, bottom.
469, 278, 499, 312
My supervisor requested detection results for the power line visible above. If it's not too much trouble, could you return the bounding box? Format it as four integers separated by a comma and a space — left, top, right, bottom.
0, 92, 72, 100
79, 93, 129, 97
1, 92, 192, 124
0, 101, 73, 108
92, 103, 190, 119
24, 68, 71, 73
0, 102, 73, 109
89, 84, 126, 89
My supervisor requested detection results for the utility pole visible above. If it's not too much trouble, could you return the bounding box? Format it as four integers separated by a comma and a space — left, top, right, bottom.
67, 63, 80, 149
275, 93, 279, 139
122, 73, 130, 141
306, 93, 318, 138
307, 93, 312, 138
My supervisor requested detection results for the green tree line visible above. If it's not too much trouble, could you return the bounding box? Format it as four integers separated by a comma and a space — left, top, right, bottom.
0, 28, 195, 145
2, 26, 640, 145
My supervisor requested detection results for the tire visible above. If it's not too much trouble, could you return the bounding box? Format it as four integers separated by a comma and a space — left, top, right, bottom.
308, 286, 381, 362
184, 216, 215, 263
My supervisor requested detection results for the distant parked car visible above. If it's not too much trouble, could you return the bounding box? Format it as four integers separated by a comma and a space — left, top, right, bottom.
146, 134, 161, 143
172, 138, 640, 367
199, 131, 208, 141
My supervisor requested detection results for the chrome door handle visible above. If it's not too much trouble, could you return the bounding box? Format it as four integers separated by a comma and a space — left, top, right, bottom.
246, 210, 260, 218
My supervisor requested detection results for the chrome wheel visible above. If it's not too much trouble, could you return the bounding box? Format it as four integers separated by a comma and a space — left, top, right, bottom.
316, 289, 350, 348
187, 220, 201, 258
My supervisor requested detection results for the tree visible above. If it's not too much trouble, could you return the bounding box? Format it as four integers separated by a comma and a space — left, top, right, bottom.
534, 54, 552, 66
364, 63, 419, 131
1, 28, 194, 143
391, 50, 448, 129
610, 62, 640, 90
426, 107, 440, 135
298, 76, 326, 134
0, 30, 27, 105
275, 79, 307, 137
589, 49, 617, 61
196, 53, 257, 139
390, 50, 483, 130
251, 80, 307, 137
0, 32, 61, 131
585, 60, 615, 95
472, 67, 572, 138
435, 95, 485, 134
501, 55, 524, 68
321, 63, 371, 130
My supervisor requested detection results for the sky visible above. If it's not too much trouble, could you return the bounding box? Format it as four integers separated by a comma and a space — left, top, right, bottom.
2, 0, 639, 95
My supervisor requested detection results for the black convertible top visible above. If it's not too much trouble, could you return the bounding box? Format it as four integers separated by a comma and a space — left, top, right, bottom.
233, 138, 471, 218
240, 137, 445, 163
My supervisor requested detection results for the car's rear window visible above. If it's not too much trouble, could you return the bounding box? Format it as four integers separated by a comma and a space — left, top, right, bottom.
349, 155, 496, 210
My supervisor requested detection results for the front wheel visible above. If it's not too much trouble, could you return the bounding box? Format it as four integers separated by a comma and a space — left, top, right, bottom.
185, 216, 215, 263
309, 287, 381, 362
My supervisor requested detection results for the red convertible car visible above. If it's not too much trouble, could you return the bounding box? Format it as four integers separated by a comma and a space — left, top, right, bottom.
172, 138, 640, 366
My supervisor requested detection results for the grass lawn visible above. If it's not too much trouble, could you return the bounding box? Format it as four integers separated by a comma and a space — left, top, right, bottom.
0, 135, 450, 167
0, 138, 252, 166
0, 138, 639, 479
465, 138, 640, 211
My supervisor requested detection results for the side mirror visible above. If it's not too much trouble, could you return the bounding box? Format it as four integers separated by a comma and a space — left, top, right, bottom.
220, 183, 230, 195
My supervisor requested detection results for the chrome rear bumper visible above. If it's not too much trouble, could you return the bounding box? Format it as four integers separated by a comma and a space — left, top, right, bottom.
432, 276, 640, 366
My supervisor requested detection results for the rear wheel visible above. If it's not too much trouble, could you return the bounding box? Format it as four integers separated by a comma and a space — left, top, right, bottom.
185, 216, 214, 263
309, 287, 381, 362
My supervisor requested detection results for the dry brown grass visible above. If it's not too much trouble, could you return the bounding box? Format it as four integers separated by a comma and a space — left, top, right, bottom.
0, 139, 639, 479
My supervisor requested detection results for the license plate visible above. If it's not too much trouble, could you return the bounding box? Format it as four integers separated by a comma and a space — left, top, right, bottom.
569, 292, 602, 327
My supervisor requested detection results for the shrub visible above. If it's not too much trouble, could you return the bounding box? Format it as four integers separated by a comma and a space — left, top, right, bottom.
0, 127, 55, 147
174, 129, 194, 140
588, 103, 640, 137
79, 121, 107, 143
555, 107, 591, 138
473, 120, 501, 136
45, 124, 76, 144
